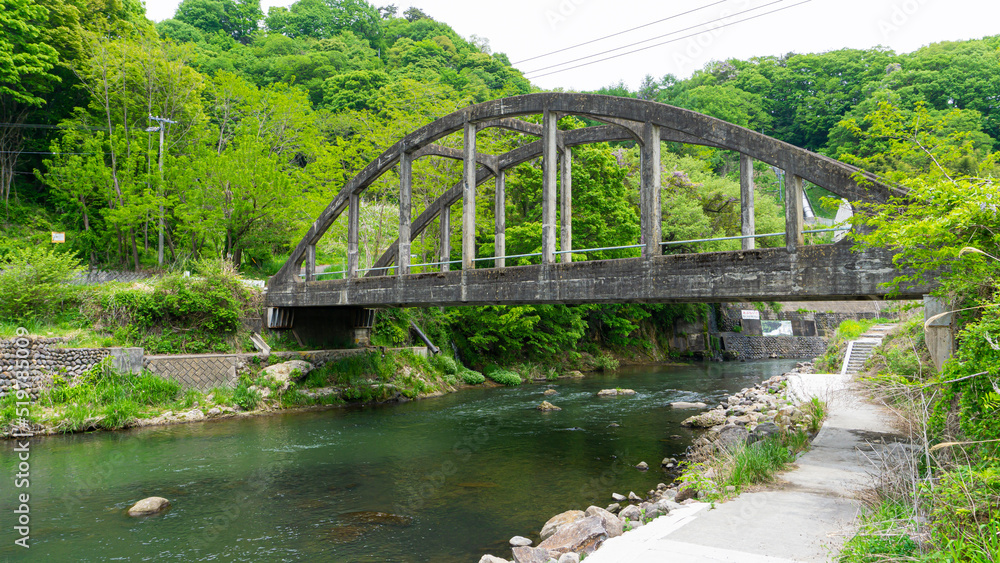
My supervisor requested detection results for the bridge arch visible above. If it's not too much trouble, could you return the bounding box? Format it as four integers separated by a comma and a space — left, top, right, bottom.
270, 93, 905, 288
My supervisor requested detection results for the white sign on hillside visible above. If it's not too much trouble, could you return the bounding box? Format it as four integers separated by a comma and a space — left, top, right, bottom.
741, 309, 760, 320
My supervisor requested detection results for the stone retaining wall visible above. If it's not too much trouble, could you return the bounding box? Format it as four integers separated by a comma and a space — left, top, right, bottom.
719, 333, 828, 360
0, 338, 109, 399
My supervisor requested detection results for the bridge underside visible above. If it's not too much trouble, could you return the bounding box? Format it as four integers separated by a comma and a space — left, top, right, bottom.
267, 243, 930, 309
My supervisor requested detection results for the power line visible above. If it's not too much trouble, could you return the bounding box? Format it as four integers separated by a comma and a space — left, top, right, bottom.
525, 0, 814, 80
524, 0, 793, 77
512, 0, 731, 65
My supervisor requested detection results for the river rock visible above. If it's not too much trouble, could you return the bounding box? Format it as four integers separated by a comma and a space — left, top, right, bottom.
670, 401, 708, 409
207, 407, 222, 417
562, 370, 585, 378
509, 536, 533, 547
753, 421, 781, 441
716, 425, 750, 452
537, 515, 610, 555
262, 360, 314, 391
597, 389, 618, 397
635, 461, 648, 471
558, 553, 580, 563
681, 409, 727, 428
605, 503, 620, 514
537, 401, 562, 411
618, 504, 642, 522
512, 546, 559, 563
540, 509, 585, 541
611, 493, 626, 502
180, 408, 205, 421
127, 496, 170, 516
478, 556, 510, 563
543, 389, 558, 396
627, 491, 641, 501
584, 505, 623, 538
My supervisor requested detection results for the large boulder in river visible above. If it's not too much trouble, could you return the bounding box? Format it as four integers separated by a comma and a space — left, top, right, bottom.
681, 409, 726, 428
537, 401, 562, 411
538, 515, 611, 555
597, 388, 636, 397
540, 509, 585, 541
127, 496, 170, 516
262, 360, 314, 391
670, 401, 708, 409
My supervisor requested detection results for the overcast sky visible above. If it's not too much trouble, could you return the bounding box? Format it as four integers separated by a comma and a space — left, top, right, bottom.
142, 0, 998, 91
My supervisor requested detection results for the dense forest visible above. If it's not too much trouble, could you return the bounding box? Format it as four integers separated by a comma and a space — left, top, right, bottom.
2, 0, 996, 273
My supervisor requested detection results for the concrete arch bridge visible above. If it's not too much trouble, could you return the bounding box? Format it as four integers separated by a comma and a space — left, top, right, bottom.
264, 93, 928, 344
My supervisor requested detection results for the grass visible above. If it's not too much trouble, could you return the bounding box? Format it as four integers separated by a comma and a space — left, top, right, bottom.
723, 437, 795, 491
839, 500, 920, 562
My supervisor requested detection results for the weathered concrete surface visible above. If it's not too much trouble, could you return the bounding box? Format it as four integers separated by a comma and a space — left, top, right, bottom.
266, 243, 930, 309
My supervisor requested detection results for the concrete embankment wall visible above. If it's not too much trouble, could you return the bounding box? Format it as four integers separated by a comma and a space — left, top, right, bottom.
0, 337, 427, 396
718, 334, 828, 360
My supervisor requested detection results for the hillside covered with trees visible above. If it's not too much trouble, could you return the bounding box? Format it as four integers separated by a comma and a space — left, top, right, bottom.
1, 1, 999, 362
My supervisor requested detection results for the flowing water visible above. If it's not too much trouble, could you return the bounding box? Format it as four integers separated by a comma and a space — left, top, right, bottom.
0, 360, 797, 562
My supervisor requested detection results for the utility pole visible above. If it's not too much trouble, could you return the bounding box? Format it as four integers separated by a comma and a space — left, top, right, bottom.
147, 115, 177, 267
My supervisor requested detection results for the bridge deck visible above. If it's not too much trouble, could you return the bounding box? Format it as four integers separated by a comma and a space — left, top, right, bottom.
265, 244, 929, 309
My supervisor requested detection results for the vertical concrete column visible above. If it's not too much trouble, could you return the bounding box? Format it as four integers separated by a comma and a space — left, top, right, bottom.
347, 192, 359, 278
785, 172, 804, 252
924, 294, 955, 371
398, 150, 412, 275
541, 110, 558, 264
495, 170, 506, 268
560, 148, 573, 263
740, 154, 756, 251
640, 122, 661, 258
305, 244, 316, 281
439, 205, 451, 272
462, 122, 477, 270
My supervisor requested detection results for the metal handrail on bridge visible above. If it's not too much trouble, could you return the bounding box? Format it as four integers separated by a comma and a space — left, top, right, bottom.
311, 227, 849, 279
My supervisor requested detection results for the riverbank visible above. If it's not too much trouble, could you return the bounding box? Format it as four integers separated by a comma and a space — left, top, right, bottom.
477, 362, 828, 562
0, 345, 634, 439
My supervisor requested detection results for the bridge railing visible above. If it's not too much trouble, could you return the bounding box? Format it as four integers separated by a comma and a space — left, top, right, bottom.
310, 227, 849, 279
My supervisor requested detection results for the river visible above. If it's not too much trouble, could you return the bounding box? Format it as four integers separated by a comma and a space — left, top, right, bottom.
0, 359, 798, 562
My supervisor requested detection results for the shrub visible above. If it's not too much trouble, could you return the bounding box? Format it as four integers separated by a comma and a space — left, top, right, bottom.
486, 369, 522, 386
594, 353, 620, 371
432, 354, 459, 375
460, 370, 485, 385
233, 382, 262, 411
0, 246, 82, 321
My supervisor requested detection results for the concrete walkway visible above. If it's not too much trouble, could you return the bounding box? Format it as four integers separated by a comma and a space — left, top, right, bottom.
588, 372, 909, 563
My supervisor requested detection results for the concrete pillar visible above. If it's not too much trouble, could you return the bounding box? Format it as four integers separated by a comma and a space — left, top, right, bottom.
640, 122, 661, 258
305, 244, 315, 281
785, 173, 804, 252
542, 110, 558, 264
440, 205, 451, 272
495, 170, 506, 268
462, 122, 477, 270
740, 154, 755, 251
560, 148, 572, 263
924, 295, 955, 371
347, 192, 359, 278
398, 150, 412, 275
